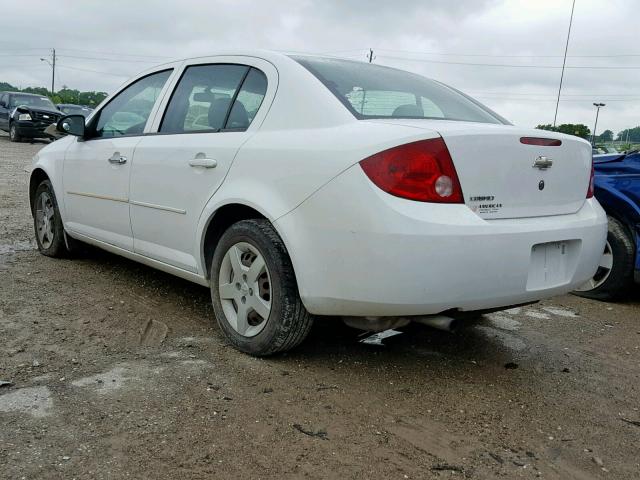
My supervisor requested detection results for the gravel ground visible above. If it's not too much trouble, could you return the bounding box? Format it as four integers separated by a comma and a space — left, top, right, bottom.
1, 132, 639, 479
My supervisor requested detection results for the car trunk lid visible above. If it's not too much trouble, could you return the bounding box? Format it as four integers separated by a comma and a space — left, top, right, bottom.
368, 119, 592, 219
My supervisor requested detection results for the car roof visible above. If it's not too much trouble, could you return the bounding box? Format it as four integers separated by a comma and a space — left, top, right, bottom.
1, 91, 44, 97
146, 50, 353, 71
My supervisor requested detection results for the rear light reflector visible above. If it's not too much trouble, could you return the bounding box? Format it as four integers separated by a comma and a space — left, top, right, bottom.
359, 138, 464, 203
587, 162, 595, 198
520, 137, 562, 146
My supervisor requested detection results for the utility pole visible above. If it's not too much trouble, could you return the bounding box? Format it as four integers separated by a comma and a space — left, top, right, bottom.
591, 103, 605, 145
367, 48, 374, 63
553, 0, 576, 127
40, 48, 56, 96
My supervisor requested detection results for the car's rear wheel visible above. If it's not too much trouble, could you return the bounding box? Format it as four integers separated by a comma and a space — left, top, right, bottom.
574, 216, 635, 301
33, 180, 69, 258
210, 219, 313, 356
9, 123, 21, 142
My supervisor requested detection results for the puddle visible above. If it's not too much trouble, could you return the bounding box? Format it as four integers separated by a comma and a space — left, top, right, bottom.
0, 386, 53, 418
476, 326, 527, 351
180, 359, 209, 366
503, 307, 522, 315
541, 306, 578, 318
72, 366, 136, 394
359, 329, 403, 346
524, 310, 551, 320
71, 364, 166, 394
161, 351, 185, 359
485, 313, 522, 331
0, 240, 36, 255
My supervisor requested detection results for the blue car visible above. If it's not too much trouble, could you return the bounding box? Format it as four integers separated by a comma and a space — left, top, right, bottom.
575, 151, 640, 300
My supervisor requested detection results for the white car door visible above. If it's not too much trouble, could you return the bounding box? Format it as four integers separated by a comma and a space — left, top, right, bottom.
129, 59, 274, 273
63, 69, 174, 250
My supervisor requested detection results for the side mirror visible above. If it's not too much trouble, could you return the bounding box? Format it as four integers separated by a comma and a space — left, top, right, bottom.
57, 114, 85, 137
0, 100, 6, 108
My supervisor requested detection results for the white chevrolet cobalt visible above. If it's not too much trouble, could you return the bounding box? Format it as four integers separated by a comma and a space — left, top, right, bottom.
29, 51, 607, 355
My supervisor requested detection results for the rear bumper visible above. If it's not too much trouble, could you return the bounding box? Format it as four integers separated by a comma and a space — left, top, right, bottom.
275, 165, 608, 316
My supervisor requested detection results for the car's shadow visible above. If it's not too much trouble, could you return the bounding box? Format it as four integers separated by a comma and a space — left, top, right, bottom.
0, 131, 51, 144
63, 245, 538, 379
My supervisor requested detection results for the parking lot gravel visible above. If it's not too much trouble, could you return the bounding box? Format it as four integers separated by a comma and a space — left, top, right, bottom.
1, 132, 639, 479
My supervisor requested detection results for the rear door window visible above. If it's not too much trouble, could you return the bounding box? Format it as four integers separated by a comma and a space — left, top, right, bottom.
160, 64, 268, 134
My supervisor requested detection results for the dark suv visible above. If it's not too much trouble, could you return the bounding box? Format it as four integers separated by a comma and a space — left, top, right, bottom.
0, 92, 63, 142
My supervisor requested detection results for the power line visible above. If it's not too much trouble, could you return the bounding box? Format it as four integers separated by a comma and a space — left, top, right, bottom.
376, 54, 640, 69
56, 64, 130, 77
57, 54, 157, 64
56, 48, 170, 59
0, 54, 45, 57
375, 47, 640, 59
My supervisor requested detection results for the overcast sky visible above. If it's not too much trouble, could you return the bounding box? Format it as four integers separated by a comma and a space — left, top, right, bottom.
1, 0, 638, 135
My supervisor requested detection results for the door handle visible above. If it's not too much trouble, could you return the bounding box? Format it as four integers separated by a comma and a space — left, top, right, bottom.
108, 152, 127, 165
189, 157, 217, 168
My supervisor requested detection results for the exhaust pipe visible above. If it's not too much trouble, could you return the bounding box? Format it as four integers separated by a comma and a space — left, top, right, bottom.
342, 314, 461, 333
413, 315, 460, 332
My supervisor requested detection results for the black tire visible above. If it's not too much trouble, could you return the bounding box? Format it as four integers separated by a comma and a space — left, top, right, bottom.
210, 219, 313, 356
9, 123, 21, 142
574, 216, 636, 301
33, 180, 69, 258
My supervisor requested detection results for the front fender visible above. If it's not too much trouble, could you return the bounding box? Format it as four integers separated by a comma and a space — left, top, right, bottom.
29, 136, 75, 221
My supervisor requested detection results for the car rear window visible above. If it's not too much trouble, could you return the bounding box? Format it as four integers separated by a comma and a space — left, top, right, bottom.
291, 56, 506, 124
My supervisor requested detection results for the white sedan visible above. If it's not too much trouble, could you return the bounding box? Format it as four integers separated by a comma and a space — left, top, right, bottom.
29, 51, 607, 355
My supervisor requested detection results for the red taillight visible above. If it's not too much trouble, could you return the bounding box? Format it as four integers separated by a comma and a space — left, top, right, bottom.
359, 138, 463, 203
520, 137, 562, 146
587, 162, 595, 198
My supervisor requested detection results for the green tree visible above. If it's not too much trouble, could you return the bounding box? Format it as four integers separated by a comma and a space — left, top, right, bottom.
0, 80, 108, 107
616, 127, 640, 143
598, 129, 613, 142
536, 123, 591, 139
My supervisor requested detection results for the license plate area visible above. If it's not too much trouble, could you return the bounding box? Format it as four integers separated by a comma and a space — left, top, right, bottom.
526, 240, 581, 291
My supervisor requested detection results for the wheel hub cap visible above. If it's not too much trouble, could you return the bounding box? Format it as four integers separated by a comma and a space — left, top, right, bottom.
218, 242, 272, 337
35, 192, 55, 249
575, 240, 613, 292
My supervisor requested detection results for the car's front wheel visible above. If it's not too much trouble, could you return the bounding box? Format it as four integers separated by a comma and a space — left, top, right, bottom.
9, 123, 21, 142
574, 216, 636, 301
210, 219, 313, 356
33, 180, 70, 258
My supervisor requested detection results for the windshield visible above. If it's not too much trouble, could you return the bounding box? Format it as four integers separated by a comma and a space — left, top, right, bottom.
292, 56, 506, 124
59, 105, 85, 115
10, 95, 56, 110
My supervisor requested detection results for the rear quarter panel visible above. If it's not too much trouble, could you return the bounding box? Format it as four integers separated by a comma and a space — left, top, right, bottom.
194, 121, 440, 274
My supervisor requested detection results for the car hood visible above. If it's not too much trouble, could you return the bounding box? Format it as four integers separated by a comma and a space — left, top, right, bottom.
594, 152, 640, 165
14, 105, 62, 116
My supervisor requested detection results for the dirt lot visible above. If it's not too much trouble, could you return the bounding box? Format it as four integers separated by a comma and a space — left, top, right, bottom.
1, 133, 639, 479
